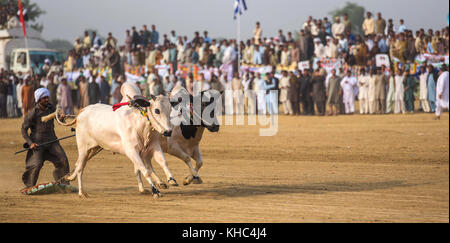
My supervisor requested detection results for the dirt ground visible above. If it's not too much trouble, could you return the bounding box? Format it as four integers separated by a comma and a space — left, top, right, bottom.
0, 108, 448, 222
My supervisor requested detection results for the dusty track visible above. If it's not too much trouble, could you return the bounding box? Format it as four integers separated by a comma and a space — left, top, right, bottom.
0, 111, 448, 222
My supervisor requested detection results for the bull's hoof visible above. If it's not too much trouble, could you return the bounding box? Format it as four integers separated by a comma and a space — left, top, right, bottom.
79, 192, 89, 198
168, 177, 179, 187
151, 186, 161, 199
183, 175, 194, 186
192, 176, 203, 184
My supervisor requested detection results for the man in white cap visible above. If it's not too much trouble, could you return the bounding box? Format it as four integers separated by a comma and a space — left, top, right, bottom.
314, 38, 326, 59
20, 88, 70, 188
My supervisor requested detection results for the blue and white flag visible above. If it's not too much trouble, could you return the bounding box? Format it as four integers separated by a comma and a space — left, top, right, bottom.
233, 0, 248, 19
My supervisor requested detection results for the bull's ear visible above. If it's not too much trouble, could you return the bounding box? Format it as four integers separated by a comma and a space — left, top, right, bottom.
149, 94, 157, 101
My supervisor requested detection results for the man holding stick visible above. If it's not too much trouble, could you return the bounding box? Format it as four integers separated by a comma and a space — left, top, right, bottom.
20, 88, 70, 188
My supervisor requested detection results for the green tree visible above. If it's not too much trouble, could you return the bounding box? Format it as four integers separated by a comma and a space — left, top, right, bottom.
43, 39, 74, 58
329, 2, 365, 37
0, 0, 46, 32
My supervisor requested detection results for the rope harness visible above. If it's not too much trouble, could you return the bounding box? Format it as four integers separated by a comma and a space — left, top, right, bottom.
112, 97, 155, 130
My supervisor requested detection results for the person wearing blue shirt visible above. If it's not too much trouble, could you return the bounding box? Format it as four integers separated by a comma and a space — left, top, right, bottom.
323, 17, 332, 36
203, 31, 212, 44
253, 44, 262, 65
427, 64, 437, 112
398, 19, 407, 33
265, 72, 278, 115
151, 25, 159, 45
378, 35, 388, 53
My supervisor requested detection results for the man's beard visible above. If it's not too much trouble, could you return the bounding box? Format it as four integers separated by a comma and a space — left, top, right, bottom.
39, 102, 50, 108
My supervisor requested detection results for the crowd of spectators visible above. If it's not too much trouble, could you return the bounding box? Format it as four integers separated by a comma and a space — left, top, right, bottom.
0, 8, 449, 119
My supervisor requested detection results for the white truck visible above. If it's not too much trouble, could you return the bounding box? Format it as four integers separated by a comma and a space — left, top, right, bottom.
0, 27, 63, 73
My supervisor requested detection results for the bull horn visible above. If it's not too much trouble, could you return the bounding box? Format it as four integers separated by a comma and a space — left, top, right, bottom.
42, 107, 77, 127
41, 111, 58, 123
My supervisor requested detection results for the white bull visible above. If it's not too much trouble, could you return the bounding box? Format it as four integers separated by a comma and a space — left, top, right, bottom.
57, 84, 174, 198
121, 84, 221, 186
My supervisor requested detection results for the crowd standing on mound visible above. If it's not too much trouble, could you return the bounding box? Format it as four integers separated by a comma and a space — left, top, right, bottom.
0, 9, 449, 120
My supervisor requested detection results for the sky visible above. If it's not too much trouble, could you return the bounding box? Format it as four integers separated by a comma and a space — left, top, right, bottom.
35, 0, 449, 44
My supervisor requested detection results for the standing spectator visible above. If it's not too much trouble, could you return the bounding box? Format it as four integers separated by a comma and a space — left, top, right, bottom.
232, 72, 244, 115
326, 69, 341, 116
151, 25, 159, 45
162, 76, 174, 95
109, 47, 121, 76
74, 38, 83, 52
362, 12, 375, 36
332, 16, 345, 38
88, 76, 101, 105
15, 77, 24, 117
358, 68, 370, 114
404, 70, 417, 113
265, 72, 278, 115
387, 19, 396, 35
368, 69, 377, 114
57, 78, 74, 115
375, 67, 387, 114
394, 69, 406, 114
169, 30, 178, 44
6, 78, 14, 117
0, 77, 7, 118
106, 32, 117, 49
299, 69, 314, 115
253, 22, 262, 45
298, 30, 309, 61
434, 65, 449, 120
342, 13, 352, 34
203, 31, 212, 44
112, 76, 123, 104
46, 77, 58, 107
99, 76, 110, 104
340, 70, 357, 114
288, 72, 300, 115
279, 71, 292, 115
254, 72, 267, 115
376, 13, 386, 35
427, 65, 437, 112
149, 76, 163, 96
418, 66, 431, 112
386, 69, 396, 114
91, 31, 102, 47
125, 29, 132, 63
78, 76, 89, 108
131, 26, 140, 51
323, 17, 332, 36
21, 78, 34, 116
398, 19, 407, 33
312, 69, 326, 116
83, 31, 91, 49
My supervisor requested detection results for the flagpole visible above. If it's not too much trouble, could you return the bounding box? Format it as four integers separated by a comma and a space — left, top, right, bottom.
237, 9, 240, 77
